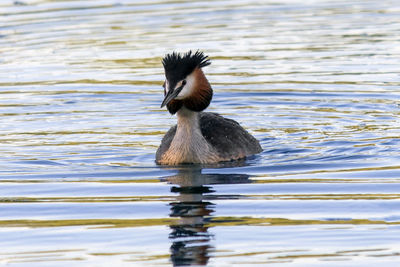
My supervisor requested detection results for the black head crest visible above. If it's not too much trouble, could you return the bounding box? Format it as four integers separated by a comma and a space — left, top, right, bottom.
162, 50, 211, 82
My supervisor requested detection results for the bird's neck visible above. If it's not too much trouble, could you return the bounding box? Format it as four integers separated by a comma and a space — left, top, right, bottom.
164, 107, 218, 164
176, 107, 201, 134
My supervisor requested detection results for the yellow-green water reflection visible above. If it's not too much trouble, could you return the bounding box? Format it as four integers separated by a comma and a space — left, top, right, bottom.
1, 0, 400, 266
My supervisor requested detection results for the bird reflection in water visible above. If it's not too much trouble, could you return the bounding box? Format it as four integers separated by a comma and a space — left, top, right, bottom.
162, 167, 251, 266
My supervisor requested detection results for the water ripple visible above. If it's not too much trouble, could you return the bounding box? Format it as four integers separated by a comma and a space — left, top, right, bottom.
1, 0, 400, 266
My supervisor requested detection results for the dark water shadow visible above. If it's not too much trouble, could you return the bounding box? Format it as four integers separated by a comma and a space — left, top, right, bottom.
161, 168, 252, 266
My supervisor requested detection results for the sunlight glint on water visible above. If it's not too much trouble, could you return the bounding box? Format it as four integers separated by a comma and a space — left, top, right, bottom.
0, 0, 400, 266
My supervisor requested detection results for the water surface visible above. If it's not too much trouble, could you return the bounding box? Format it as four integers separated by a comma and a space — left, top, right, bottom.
1, 0, 400, 266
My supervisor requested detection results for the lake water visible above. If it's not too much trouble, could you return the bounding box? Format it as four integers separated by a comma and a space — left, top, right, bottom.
1, 0, 400, 266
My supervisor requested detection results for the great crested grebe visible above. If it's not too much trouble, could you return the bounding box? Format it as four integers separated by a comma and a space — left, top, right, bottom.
156, 50, 262, 165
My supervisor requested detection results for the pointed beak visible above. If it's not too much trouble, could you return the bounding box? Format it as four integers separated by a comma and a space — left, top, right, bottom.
160, 85, 183, 108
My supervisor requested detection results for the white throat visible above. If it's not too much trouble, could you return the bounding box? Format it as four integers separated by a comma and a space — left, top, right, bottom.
176, 106, 200, 134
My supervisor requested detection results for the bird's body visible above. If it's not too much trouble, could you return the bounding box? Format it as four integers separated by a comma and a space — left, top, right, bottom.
156, 51, 262, 165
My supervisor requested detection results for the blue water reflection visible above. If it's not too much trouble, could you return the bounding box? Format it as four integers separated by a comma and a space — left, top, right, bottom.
1, 0, 400, 266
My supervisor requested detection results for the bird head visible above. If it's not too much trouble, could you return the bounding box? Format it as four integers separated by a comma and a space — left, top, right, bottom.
161, 50, 213, 114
